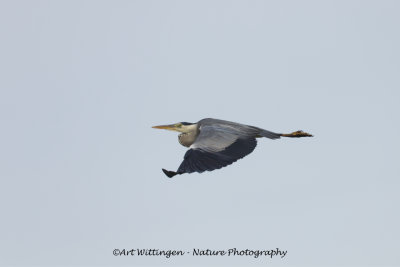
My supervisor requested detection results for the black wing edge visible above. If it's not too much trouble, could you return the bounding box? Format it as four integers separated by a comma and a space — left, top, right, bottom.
173, 137, 257, 176
162, 168, 180, 178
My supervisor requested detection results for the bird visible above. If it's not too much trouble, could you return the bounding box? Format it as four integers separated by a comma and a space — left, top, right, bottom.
152, 118, 313, 178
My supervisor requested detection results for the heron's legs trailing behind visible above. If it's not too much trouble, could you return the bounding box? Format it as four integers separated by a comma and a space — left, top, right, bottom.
281, 130, 313, 138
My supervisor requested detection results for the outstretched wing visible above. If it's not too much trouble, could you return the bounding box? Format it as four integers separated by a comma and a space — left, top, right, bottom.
176, 121, 259, 174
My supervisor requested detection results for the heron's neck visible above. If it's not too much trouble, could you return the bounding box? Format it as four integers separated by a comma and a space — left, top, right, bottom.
180, 124, 198, 134
178, 124, 198, 147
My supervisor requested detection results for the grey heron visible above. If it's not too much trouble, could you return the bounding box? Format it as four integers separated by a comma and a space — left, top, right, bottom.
152, 118, 312, 178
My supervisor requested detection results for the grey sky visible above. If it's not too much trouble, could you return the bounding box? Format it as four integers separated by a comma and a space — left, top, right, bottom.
0, 0, 399, 266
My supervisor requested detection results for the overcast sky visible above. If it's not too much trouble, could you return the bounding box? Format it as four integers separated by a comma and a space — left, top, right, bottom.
0, 0, 399, 266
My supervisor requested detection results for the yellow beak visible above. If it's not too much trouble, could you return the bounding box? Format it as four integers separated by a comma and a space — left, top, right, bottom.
152, 124, 178, 131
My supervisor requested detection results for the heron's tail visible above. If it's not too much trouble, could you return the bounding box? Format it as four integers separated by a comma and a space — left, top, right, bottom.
257, 129, 282, 139
281, 130, 313, 138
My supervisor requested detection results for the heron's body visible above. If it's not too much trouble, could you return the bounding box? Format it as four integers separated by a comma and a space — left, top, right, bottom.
153, 118, 312, 178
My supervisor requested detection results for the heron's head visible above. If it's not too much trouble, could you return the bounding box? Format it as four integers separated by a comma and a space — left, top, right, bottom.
152, 122, 196, 133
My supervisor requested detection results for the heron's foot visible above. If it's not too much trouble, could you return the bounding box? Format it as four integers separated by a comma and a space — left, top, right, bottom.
162, 168, 179, 178
282, 130, 313, 138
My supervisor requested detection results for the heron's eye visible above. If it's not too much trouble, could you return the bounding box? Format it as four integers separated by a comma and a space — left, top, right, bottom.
175, 123, 182, 128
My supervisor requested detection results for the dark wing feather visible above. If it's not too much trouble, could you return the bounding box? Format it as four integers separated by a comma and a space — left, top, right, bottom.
176, 123, 258, 174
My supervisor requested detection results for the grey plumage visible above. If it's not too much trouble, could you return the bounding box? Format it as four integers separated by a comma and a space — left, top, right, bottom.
152, 118, 313, 178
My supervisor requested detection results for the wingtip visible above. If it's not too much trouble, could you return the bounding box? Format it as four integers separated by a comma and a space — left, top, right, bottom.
162, 168, 178, 178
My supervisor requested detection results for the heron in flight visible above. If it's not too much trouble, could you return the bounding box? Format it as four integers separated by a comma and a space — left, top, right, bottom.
153, 118, 312, 178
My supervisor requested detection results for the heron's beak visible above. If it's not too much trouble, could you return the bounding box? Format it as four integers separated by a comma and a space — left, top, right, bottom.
152, 124, 178, 131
